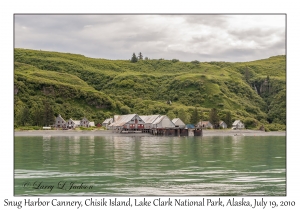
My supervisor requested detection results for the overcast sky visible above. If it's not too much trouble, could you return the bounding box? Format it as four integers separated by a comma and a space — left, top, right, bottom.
14, 14, 285, 62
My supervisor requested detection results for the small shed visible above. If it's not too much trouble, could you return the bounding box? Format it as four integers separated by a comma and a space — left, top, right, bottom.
102, 118, 113, 129
219, 121, 227, 129
232, 120, 245, 129
89, 122, 95, 127
172, 118, 186, 128
197, 121, 213, 129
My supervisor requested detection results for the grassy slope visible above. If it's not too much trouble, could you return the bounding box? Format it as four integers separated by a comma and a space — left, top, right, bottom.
14, 48, 286, 130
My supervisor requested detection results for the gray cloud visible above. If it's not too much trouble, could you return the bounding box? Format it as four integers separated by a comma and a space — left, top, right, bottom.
14, 14, 285, 62
183, 15, 230, 27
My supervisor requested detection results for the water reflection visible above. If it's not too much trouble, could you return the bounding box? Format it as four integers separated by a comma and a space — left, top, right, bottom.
14, 136, 286, 196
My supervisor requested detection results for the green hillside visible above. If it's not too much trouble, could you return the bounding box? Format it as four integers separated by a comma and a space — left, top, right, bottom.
14, 48, 286, 131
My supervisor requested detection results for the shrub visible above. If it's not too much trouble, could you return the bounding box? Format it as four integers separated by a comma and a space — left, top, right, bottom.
264, 123, 286, 131
191, 60, 200, 64
244, 117, 258, 129
80, 127, 94, 130
120, 105, 131, 114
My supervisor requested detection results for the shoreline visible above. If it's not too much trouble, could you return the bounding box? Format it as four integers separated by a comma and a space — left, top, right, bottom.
14, 129, 286, 137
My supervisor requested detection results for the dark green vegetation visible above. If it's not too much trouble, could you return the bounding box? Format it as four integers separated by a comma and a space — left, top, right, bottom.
14, 48, 286, 131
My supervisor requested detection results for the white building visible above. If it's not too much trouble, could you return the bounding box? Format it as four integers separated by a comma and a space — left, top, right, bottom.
66, 119, 81, 129
55, 114, 66, 128
152, 115, 175, 129
232, 120, 245, 129
80, 117, 90, 127
219, 121, 228, 129
139, 115, 160, 129
110, 114, 145, 131
102, 118, 113, 129
172, 118, 186, 128
197, 121, 213, 129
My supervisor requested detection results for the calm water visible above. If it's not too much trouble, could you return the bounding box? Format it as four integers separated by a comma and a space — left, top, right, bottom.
14, 135, 286, 196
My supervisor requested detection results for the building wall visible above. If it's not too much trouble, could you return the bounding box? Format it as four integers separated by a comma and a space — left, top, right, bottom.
80, 117, 90, 127
55, 115, 66, 128
144, 123, 152, 129
103, 119, 113, 128
156, 116, 175, 128
174, 119, 185, 128
67, 120, 80, 128
162, 117, 175, 128
220, 123, 227, 129
201, 123, 213, 129
122, 115, 145, 130
237, 122, 244, 129
233, 121, 244, 129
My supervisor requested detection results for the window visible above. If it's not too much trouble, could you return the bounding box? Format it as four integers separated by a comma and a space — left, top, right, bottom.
58, 121, 60, 123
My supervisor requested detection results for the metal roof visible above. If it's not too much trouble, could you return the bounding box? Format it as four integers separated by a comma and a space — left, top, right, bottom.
152, 115, 175, 126
57, 114, 66, 122
110, 114, 140, 127
172, 118, 178, 123
198, 121, 212, 125
172, 118, 185, 125
186, 124, 195, 129
69, 119, 80, 125
139, 115, 160, 123
152, 115, 165, 124
232, 120, 242, 125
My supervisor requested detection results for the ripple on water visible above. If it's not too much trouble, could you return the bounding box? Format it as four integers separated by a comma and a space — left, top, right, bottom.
14, 136, 286, 196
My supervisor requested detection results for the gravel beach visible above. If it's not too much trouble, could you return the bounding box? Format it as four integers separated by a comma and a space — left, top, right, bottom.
14, 129, 286, 137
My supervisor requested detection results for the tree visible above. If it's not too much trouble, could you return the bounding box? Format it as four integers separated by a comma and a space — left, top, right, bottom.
178, 108, 190, 124
224, 111, 232, 128
198, 109, 204, 127
131, 53, 138, 63
209, 108, 219, 129
190, 107, 200, 125
138, 52, 143, 60
167, 110, 176, 120
120, 105, 131, 114
244, 66, 250, 83
20, 106, 30, 126
43, 100, 54, 126
191, 60, 200, 64
244, 117, 258, 129
32, 106, 43, 126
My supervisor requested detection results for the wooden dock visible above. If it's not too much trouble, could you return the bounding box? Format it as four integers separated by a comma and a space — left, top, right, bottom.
150, 128, 202, 136
115, 127, 202, 136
